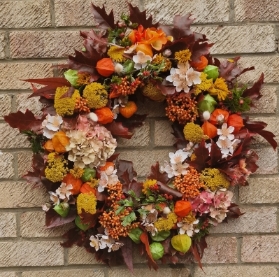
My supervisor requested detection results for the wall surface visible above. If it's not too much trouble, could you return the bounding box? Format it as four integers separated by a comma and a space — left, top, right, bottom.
0, 0, 279, 276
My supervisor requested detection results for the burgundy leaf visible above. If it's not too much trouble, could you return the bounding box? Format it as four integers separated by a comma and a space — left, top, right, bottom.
45, 208, 76, 228
171, 122, 188, 149
23, 171, 43, 188
148, 162, 169, 184
227, 203, 245, 219
188, 140, 209, 172
4, 110, 43, 132
191, 41, 214, 63
28, 85, 56, 99
106, 121, 133, 139
157, 181, 183, 199
121, 113, 147, 131
242, 73, 264, 102
116, 160, 137, 188
129, 180, 143, 197
191, 243, 203, 270
91, 4, 116, 29
62, 116, 78, 130
61, 228, 85, 248
128, 3, 158, 28
209, 141, 222, 167
120, 237, 134, 273
81, 29, 108, 55
218, 57, 254, 82
79, 210, 100, 228
23, 77, 71, 88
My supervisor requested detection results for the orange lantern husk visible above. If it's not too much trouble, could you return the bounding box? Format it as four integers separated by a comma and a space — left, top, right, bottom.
209, 109, 229, 126
44, 140, 55, 152
52, 131, 70, 153
119, 101, 138, 118
99, 161, 114, 171
96, 58, 115, 77
80, 182, 97, 195
227, 114, 244, 133
63, 173, 82, 195
174, 200, 192, 217
202, 121, 218, 139
95, 107, 114, 124
191, 56, 208, 71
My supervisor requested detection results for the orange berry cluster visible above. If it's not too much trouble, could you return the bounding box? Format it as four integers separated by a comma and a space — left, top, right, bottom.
165, 93, 198, 125
111, 77, 141, 96
174, 166, 205, 200
107, 182, 123, 203
75, 97, 90, 113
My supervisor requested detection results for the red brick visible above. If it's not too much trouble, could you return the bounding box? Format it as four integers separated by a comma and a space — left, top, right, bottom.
10, 31, 82, 59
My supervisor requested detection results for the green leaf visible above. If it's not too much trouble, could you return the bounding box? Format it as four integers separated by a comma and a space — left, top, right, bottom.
64, 69, 78, 87
151, 230, 171, 242
171, 234, 192, 254
122, 211, 136, 227
128, 227, 143, 244
150, 242, 164, 260
115, 206, 125, 215
123, 199, 134, 207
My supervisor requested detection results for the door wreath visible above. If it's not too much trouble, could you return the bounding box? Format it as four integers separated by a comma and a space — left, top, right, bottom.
4, 3, 277, 271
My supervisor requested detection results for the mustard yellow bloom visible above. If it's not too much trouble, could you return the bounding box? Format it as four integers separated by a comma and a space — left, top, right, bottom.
208, 77, 230, 101
54, 86, 80, 116
142, 179, 157, 195
83, 82, 108, 109
142, 82, 165, 102
154, 212, 177, 231
107, 46, 126, 62
183, 122, 204, 143
175, 49, 192, 63
45, 153, 68, 183
200, 168, 230, 191
77, 192, 97, 215
194, 72, 213, 95
152, 54, 172, 72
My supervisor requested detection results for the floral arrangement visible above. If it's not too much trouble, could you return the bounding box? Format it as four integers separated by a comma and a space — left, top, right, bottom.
4, 3, 277, 271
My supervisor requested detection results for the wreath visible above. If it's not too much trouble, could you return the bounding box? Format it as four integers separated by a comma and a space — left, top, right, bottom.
4, 3, 277, 271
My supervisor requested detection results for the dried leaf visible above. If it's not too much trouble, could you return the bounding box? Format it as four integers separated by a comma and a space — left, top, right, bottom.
242, 73, 264, 102
61, 227, 85, 248
227, 203, 245, 219
188, 140, 209, 172
128, 3, 158, 28
91, 4, 116, 29
4, 110, 43, 133
148, 162, 169, 184
120, 236, 134, 272
140, 232, 158, 270
45, 208, 76, 228
106, 121, 133, 138
81, 29, 108, 55
23, 77, 71, 88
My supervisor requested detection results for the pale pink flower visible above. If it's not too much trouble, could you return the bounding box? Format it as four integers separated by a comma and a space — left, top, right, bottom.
56, 182, 73, 200
169, 149, 189, 164
42, 114, 63, 138
133, 51, 152, 69
185, 66, 201, 86
98, 165, 119, 192
49, 191, 60, 205
177, 219, 199, 237
216, 137, 233, 158
217, 123, 235, 140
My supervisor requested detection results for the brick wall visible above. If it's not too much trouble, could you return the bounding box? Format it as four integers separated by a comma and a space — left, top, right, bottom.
0, 0, 278, 276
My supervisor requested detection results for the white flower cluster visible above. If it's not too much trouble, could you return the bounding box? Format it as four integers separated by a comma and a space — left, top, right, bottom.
66, 125, 117, 168
90, 232, 123, 252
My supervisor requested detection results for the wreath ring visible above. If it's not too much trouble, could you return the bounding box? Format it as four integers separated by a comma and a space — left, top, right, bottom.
4, 3, 277, 271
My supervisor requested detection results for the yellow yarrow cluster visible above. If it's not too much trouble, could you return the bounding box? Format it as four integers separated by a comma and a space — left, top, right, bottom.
183, 122, 204, 143
175, 49, 192, 63
142, 179, 157, 195
77, 192, 97, 215
76, 72, 91, 86
54, 86, 80, 116
200, 168, 230, 191
69, 167, 84, 179
107, 46, 126, 62
154, 212, 177, 231
83, 82, 108, 109
152, 54, 172, 72
182, 212, 197, 224
45, 153, 68, 183
142, 82, 165, 102
194, 72, 213, 95
208, 77, 230, 101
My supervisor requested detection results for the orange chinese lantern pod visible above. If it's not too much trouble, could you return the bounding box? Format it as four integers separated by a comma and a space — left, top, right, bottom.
174, 200, 192, 217
119, 101, 138, 118
63, 173, 83, 195
52, 131, 70, 153
80, 182, 97, 195
95, 107, 114, 124
44, 140, 55, 152
136, 43, 153, 57
191, 56, 208, 71
202, 121, 218, 139
209, 109, 229, 126
96, 58, 115, 77
227, 114, 244, 133
99, 161, 115, 171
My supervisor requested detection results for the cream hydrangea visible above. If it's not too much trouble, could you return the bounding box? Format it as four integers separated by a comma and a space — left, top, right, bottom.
66, 125, 117, 168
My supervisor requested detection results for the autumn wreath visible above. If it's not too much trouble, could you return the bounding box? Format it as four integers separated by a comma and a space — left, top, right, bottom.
4, 3, 277, 271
